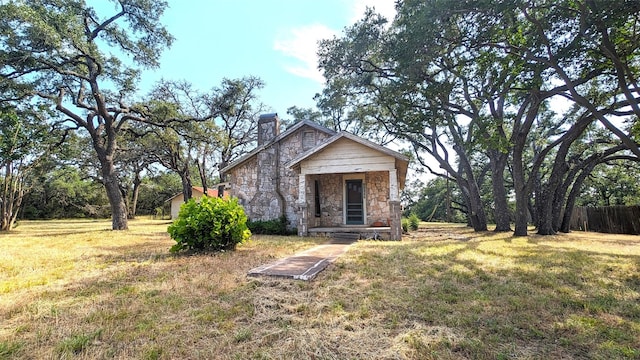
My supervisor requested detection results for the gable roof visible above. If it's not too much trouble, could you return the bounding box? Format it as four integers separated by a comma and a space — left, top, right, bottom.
286, 131, 410, 188
220, 120, 336, 174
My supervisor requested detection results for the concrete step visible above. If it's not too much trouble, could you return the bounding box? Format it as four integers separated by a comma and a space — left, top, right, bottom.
330, 232, 360, 243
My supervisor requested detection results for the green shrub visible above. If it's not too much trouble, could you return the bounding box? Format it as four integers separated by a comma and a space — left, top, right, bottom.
408, 213, 420, 231
168, 196, 251, 253
401, 218, 409, 233
247, 215, 295, 235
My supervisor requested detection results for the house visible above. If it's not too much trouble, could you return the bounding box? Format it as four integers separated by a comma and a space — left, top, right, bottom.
221, 113, 409, 240
167, 186, 227, 219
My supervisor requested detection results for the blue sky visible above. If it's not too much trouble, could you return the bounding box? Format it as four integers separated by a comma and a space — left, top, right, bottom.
137, 0, 397, 120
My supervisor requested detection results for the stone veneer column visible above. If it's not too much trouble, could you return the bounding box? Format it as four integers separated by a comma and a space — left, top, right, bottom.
298, 174, 308, 236
390, 201, 402, 240
389, 169, 402, 240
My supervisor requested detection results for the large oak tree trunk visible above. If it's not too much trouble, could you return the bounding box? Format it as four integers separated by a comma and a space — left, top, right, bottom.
511, 95, 541, 236
454, 146, 488, 232
489, 151, 511, 232
512, 146, 529, 236
93, 126, 128, 230
536, 186, 558, 235
129, 172, 142, 219
456, 176, 488, 232
467, 182, 488, 231
100, 158, 128, 230
560, 165, 593, 233
180, 170, 193, 202
536, 160, 570, 235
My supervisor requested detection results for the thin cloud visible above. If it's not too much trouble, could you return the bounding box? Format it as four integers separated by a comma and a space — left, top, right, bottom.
274, 0, 397, 84
273, 24, 337, 84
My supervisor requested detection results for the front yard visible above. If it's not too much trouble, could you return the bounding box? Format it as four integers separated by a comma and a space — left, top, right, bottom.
1, 219, 639, 359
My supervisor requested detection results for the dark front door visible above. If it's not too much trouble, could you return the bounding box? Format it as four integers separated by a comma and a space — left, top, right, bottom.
345, 179, 364, 224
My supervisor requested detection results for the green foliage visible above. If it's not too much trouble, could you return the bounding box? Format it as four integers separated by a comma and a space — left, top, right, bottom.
578, 161, 640, 207
401, 214, 421, 233
0, 340, 23, 358
168, 196, 251, 253
246, 215, 295, 235
318, 0, 640, 235
403, 178, 466, 223
136, 171, 182, 216
401, 218, 409, 233
1, 105, 53, 230
56, 330, 102, 356
1, 0, 175, 230
408, 213, 420, 231
21, 166, 110, 219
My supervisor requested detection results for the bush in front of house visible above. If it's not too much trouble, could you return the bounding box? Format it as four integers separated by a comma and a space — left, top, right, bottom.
247, 215, 296, 235
401, 214, 420, 233
168, 196, 251, 253
408, 213, 420, 231
401, 218, 409, 233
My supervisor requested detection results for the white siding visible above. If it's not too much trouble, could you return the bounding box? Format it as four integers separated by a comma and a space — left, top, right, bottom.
170, 191, 206, 219
170, 194, 185, 219
300, 138, 396, 175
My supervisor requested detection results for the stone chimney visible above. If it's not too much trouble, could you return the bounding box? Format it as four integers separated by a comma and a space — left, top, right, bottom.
257, 113, 280, 146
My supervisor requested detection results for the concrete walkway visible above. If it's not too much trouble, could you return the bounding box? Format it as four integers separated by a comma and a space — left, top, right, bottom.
247, 239, 356, 281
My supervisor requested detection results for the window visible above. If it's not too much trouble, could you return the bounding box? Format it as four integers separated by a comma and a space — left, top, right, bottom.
314, 180, 321, 217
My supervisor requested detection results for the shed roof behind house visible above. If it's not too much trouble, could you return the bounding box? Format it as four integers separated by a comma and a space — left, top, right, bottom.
165, 186, 223, 202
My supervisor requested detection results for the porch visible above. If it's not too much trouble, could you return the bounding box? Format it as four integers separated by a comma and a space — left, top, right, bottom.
308, 225, 392, 240
287, 132, 409, 241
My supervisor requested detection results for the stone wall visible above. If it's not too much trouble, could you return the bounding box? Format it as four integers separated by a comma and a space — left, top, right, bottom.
305, 171, 391, 227
228, 124, 333, 228
228, 122, 395, 232
365, 171, 391, 225
277, 127, 333, 228
228, 157, 258, 209
308, 173, 343, 227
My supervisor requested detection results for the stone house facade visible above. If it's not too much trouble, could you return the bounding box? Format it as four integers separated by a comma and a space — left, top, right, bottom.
221, 113, 408, 240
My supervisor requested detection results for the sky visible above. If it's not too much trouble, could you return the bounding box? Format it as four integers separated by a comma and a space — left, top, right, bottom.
137, 0, 398, 120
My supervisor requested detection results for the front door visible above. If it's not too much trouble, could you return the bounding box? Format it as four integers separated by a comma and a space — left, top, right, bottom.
345, 179, 364, 224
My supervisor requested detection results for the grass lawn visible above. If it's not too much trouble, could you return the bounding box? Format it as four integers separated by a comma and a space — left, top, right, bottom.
1, 219, 639, 359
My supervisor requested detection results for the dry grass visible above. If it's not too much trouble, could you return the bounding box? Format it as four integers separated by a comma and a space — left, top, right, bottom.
1, 220, 639, 359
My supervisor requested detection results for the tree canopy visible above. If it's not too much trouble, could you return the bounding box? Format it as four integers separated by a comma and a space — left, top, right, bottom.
318, 0, 640, 235
1, 0, 174, 229
2, 0, 639, 236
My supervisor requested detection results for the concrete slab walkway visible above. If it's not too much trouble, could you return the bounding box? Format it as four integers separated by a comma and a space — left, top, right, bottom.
247, 239, 356, 281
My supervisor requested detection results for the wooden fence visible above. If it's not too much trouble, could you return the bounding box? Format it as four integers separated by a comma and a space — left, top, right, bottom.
570, 206, 640, 235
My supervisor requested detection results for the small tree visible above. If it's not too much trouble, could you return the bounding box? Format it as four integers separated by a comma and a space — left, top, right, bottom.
168, 196, 250, 253
0, 106, 51, 230
1, 0, 174, 230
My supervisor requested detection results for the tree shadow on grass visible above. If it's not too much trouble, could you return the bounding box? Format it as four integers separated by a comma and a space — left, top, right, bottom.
4, 229, 639, 359
334, 231, 640, 359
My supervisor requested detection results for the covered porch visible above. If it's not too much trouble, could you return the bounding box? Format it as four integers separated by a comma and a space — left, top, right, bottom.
286, 132, 408, 241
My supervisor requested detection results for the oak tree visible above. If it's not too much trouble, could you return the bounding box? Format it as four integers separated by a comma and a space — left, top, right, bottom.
0, 0, 173, 229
